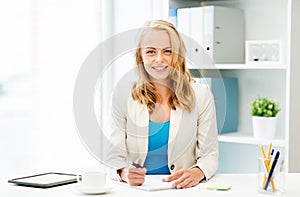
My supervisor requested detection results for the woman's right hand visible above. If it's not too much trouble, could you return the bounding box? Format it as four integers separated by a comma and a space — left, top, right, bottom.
119, 159, 147, 186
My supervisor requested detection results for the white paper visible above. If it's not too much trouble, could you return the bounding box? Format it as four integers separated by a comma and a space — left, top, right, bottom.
117, 175, 174, 191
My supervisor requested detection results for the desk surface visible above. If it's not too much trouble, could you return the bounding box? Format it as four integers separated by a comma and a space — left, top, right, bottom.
2, 174, 299, 197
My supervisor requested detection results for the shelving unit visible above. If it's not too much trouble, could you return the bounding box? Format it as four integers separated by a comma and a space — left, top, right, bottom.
167, 0, 299, 173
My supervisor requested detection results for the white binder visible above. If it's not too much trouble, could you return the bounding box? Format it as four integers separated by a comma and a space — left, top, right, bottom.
177, 6, 245, 67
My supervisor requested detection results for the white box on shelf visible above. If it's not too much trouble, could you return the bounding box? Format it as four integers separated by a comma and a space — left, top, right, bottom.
246, 40, 283, 64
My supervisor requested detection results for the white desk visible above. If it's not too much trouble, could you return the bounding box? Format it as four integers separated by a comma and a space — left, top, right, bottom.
2, 174, 299, 197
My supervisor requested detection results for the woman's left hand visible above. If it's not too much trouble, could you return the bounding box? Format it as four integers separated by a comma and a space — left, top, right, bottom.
162, 167, 205, 189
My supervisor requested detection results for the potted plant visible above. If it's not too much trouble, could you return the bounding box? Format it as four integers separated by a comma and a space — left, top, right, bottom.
251, 97, 280, 140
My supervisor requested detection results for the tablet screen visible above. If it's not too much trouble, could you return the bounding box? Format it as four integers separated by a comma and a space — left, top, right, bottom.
8, 172, 77, 188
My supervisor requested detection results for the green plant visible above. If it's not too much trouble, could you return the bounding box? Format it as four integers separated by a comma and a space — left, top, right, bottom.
251, 97, 280, 117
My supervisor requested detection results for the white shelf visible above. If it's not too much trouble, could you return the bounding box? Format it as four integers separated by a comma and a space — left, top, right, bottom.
189, 64, 288, 70
218, 132, 286, 147
216, 64, 287, 70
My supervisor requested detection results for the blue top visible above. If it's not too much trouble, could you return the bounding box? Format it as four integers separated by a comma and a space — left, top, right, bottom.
143, 120, 171, 175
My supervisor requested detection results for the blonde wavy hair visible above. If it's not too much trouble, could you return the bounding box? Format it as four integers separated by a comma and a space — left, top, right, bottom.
132, 20, 194, 112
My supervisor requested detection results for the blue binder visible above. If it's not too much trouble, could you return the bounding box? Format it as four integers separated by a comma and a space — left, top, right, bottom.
197, 77, 238, 134
168, 8, 177, 27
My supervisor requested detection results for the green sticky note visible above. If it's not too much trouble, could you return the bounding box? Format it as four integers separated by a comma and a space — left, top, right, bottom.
207, 184, 232, 191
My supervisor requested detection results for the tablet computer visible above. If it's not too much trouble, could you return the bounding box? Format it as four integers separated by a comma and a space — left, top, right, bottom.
8, 172, 78, 188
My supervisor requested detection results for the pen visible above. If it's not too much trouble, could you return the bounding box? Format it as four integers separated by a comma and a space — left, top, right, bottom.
264, 151, 280, 191
132, 162, 143, 168
267, 142, 272, 160
269, 149, 275, 167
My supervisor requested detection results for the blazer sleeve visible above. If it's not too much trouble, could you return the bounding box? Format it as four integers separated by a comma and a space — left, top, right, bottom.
191, 84, 219, 180
103, 81, 131, 172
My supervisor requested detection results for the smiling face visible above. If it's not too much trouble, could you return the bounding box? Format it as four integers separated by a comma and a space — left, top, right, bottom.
132, 20, 194, 112
140, 29, 173, 83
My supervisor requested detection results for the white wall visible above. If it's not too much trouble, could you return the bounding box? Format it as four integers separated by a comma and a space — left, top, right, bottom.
0, 0, 170, 177
32, 0, 103, 173
0, 0, 103, 176
0, 1, 32, 81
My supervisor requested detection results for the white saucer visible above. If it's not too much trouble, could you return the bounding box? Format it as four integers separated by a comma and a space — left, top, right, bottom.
76, 184, 113, 194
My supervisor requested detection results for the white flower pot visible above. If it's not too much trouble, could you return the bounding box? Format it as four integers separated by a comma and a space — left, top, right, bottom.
252, 116, 277, 140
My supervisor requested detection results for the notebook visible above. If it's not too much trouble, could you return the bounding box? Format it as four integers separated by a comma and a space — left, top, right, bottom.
118, 175, 174, 191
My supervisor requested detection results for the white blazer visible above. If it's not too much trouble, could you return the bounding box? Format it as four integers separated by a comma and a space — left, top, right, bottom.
103, 75, 218, 180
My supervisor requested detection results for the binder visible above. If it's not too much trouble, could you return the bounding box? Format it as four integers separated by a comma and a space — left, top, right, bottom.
196, 77, 238, 134
177, 6, 245, 66
168, 8, 178, 27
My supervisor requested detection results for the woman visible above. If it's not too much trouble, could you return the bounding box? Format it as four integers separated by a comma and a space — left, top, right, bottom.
104, 20, 218, 189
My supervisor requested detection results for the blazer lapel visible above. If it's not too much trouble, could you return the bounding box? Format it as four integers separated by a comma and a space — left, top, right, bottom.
168, 107, 183, 159
128, 99, 149, 161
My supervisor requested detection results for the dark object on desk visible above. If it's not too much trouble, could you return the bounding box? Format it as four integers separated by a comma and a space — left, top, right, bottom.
8, 172, 77, 188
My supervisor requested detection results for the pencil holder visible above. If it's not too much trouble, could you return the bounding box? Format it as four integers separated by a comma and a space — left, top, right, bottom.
258, 157, 285, 195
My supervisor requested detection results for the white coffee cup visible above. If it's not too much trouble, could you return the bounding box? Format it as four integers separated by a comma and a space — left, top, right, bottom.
77, 171, 107, 189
